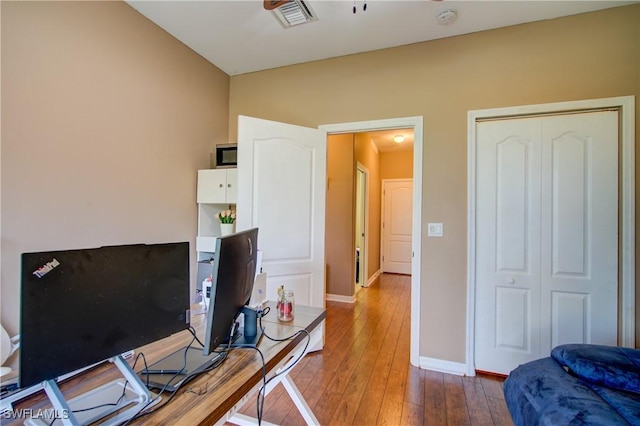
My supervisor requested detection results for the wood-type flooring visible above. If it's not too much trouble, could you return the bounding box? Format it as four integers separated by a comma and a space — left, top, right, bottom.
235, 273, 513, 425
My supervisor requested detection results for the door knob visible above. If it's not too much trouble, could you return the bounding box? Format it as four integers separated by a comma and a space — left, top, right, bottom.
507, 278, 516, 284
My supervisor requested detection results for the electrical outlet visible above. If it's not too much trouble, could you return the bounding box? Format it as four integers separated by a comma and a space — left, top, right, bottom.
427, 223, 443, 237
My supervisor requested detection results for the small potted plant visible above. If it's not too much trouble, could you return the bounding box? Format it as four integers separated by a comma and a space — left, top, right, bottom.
216, 209, 236, 236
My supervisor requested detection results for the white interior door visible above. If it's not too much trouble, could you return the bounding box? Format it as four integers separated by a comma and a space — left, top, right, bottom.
382, 179, 413, 274
236, 115, 327, 313
475, 111, 618, 375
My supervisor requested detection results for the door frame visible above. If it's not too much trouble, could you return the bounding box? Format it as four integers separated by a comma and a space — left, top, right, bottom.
356, 162, 369, 289
320, 116, 423, 367
466, 96, 635, 376
381, 178, 414, 274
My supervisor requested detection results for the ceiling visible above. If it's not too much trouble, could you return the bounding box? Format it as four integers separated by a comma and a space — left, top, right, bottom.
368, 129, 414, 153
126, 0, 636, 76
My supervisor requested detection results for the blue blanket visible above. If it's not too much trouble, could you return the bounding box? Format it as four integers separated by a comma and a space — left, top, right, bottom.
504, 345, 640, 425
551, 344, 640, 395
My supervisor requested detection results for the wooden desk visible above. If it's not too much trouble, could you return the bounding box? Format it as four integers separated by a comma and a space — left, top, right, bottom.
5, 303, 325, 425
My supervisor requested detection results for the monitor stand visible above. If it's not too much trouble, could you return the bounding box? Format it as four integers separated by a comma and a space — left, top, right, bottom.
137, 346, 225, 392
229, 305, 263, 348
230, 327, 263, 348
25, 355, 159, 426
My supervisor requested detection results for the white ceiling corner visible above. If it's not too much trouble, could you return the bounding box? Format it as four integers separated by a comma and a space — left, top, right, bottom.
126, 0, 637, 76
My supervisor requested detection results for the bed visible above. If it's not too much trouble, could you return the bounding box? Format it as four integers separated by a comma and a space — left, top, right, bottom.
503, 344, 640, 425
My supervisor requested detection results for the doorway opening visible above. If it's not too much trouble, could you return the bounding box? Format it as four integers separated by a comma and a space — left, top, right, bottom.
320, 116, 423, 367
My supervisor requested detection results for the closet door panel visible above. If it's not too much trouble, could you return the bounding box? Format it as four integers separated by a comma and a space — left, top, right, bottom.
551, 135, 588, 276
540, 111, 619, 353
474, 118, 542, 375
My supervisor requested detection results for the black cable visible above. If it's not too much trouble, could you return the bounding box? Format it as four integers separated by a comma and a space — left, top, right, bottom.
261, 328, 310, 387
45, 352, 151, 425
139, 329, 199, 380
70, 379, 129, 414
188, 325, 205, 348
122, 325, 232, 425
120, 350, 228, 425
119, 336, 195, 426
139, 351, 151, 388
243, 345, 267, 426
51, 351, 147, 425
248, 306, 311, 425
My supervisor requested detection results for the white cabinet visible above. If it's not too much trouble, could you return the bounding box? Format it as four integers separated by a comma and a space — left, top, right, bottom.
197, 169, 237, 204
196, 168, 237, 262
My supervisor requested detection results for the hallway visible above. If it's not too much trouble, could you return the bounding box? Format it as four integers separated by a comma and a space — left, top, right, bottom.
238, 273, 513, 425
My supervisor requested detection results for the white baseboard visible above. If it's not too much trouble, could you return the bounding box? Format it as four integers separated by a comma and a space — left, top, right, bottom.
419, 356, 467, 376
325, 293, 356, 303
365, 269, 381, 287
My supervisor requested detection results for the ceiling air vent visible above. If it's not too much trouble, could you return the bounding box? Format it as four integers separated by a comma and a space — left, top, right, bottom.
270, 0, 317, 28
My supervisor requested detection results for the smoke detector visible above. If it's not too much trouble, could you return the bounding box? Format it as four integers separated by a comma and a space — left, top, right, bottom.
436, 10, 457, 25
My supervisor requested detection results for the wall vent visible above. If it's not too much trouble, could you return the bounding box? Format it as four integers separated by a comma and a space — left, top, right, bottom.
271, 0, 317, 27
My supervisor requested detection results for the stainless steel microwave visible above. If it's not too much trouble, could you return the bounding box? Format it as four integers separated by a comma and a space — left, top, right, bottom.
215, 143, 237, 168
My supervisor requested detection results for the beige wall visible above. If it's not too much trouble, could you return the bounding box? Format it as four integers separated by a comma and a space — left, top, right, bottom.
229, 5, 640, 362
381, 150, 413, 180
1, 0, 230, 354
325, 134, 355, 296
355, 133, 381, 282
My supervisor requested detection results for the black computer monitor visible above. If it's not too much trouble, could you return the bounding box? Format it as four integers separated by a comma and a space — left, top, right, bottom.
203, 227, 260, 353
19, 242, 190, 389
138, 228, 260, 392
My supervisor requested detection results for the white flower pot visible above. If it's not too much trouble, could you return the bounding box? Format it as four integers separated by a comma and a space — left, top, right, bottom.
220, 223, 235, 237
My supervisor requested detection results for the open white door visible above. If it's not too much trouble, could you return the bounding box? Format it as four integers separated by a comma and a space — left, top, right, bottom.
236, 116, 327, 349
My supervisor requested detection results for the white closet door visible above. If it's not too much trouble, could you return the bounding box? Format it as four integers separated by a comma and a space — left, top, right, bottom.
475, 117, 543, 374
475, 111, 618, 375
539, 112, 618, 353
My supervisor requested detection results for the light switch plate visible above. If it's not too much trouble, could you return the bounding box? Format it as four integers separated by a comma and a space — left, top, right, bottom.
427, 222, 443, 237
